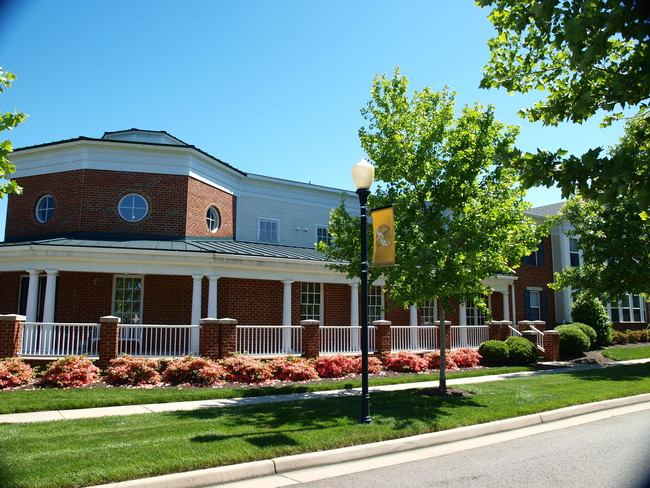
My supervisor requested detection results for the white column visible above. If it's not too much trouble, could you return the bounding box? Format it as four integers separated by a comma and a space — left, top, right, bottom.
282, 281, 294, 353
42, 270, 58, 323
502, 289, 510, 322
459, 303, 467, 326
190, 275, 203, 354
350, 283, 359, 350
409, 305, 419, 350
511, 283, 517, 326
409, 305, 418, 326
207, 275, 220, 319
25, 270, 42, 322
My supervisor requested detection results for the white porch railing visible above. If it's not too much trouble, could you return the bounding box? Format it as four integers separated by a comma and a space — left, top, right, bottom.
529, 325, 545, 352
390, 326, 439, 352
236, 325, 303, 356
21, 322, 100, 357
450, 325, 490, 349
509, 325, 522, 337
119, 324, 198, 357
320, 326, 377, 354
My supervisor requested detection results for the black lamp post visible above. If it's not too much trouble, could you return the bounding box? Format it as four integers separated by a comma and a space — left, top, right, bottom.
352, 158, 375, 424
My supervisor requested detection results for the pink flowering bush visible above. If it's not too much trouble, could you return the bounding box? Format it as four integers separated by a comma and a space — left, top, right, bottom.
382, 351, 429, 372
266, 357, 319, 382
423, 350, 458, 370
39, 355, 101, 388
104, 355, 161, 386
0, 357, 36, 389
163, 356, 225, 386
449, 348, 482, 368
220, 355, 272, 384
350, 356, 384, 374
313, 355, 358, 378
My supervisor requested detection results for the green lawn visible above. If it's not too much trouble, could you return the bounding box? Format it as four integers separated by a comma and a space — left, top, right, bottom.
0, 363, 648, 488
603, 345, 650, 361
0, 366, 530, 415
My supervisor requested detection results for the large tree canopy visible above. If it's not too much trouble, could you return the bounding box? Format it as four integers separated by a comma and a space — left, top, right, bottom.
477, 0, 650, 213
318, 69, 547, 387
1, 67, 26, 197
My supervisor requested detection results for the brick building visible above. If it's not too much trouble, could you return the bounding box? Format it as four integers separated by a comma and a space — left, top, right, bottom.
0, 129, 646, 350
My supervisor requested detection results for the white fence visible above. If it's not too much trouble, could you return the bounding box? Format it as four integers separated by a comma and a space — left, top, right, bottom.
391, 326, 439, 352
236, 325, 303, 356
119, 325, 198, 357
21, 322, 100, 357
450, 325, 490, 349
320, 326, 377, 354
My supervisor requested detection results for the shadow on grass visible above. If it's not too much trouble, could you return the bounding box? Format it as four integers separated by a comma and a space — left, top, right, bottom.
566, 363, 650, 382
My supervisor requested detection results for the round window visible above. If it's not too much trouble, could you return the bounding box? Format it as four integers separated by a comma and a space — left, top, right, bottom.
36, 195, 55, 223
206, 206, 220, 232
118, 194, 149, 222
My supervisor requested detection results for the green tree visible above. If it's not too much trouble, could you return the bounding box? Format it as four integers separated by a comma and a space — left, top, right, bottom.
570, 292, 613, 347
318, 69, 547, 390
1, 67, 26, 197
477, 0, 650, 214
553, 196, 650, 300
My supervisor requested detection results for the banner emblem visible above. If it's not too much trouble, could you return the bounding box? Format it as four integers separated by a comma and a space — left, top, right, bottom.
371, 205, 395, 267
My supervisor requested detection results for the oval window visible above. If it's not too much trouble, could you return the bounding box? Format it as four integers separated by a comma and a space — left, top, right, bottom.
36, 195, 55, 223
118, 194, 148, 222
206, 206, 220, 232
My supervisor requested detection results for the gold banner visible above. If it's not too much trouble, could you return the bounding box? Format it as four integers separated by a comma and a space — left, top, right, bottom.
371, 205, 395, 267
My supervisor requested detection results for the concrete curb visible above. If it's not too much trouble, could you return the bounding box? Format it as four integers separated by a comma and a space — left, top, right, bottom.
90, 392, 650, 488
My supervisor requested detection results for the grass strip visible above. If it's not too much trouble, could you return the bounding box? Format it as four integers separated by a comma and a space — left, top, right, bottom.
0, 363, 648, 488
0, 366, 530, 414
602, 345, 650, 361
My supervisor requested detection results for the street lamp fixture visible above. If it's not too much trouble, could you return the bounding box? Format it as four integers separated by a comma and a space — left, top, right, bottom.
352, 158, 374, 424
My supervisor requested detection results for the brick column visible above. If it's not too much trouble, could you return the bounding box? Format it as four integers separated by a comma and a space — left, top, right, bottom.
435, 320, 451, 350
518, 320, 533, 332
489, 320, 512, 342
532, 320, 546, 332
521, 330, 537, 347
373, 320, 392, 355
98, 316, 120, 369
543, 330, 560, 361
218, 318, 238, 358
301, 320, 320, 359
199, 318, 221, 359
0, 314, 26, 358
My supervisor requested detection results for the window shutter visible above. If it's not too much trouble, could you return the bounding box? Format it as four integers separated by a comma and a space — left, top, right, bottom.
541, 291, 548, 322
524, 290, 531, 320
538, 239, 545, 266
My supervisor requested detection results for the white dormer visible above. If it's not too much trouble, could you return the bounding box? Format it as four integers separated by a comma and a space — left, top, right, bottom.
102, 129, 187, 146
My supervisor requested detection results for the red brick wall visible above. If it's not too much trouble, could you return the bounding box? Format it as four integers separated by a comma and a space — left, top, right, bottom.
143, 275, 193, 324
55, 272, 113, 323
217, 277, 283, 325
324, 283, 351, 325
514, 236, 556, 325
6, 170, 235, 240
0, 272, 22, 315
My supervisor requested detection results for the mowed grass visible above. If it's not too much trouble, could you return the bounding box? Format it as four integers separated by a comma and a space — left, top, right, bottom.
603, 345, 650, 361
0, 363, 648, 488
0, 366, 531, 415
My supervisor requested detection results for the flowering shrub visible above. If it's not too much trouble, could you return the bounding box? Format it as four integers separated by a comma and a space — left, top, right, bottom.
350, 356, 384, 374
423, 350, 458, 370
449, 348, 482, 368
266, 357, 319, 382
313, 355, 358, 378
163, 356, 225, 386
39, 355, 101, 388
382, 351, 429, 372
104, 355, 161, 386
0, 357, 36, 389
220, 355, 272, 384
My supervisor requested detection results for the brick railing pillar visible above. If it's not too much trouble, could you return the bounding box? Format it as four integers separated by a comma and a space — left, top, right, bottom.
218, 318, 238, 358
521, 330, 537, 347
0, 314, 26, 358
98, 316, 120, 369
542, 330, 560, 361
199, 318, 221, 359
373, 320, 392, 355
518, 320, 533, 332
488, 320, 513, 342
435, 320, 451, 349
532, 320, 546, 332
301, 320, 320, 359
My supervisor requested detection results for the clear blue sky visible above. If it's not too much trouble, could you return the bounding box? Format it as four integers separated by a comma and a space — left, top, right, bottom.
0, 1, 630, 238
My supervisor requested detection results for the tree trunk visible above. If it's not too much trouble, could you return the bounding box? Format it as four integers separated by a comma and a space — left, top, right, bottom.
439, 306, 446, 391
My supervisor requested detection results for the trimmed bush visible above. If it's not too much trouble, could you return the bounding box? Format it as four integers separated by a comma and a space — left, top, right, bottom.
39, 356, 101, 389
266, 357, 319, 382
478, 340, 509, 366
504, 336, 538, 365
220, 355, 271, 384
555, 324, 590, 354
423, 350, 458, 370
0, 357, 36, 389
571, 323, 597, 349
163, 356, 225, 386
313, 355, 358, 378
450, 348, 482, 368
104, 355, 161, 386
571, 293, 613, 347
350, 356, 384, 374
382, 351, 429, 372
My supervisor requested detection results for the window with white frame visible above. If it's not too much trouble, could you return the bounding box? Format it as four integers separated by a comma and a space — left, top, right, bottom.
368, 286, 383, 323
466, 297, 488, 325
301, 282, 322, 321
316, 225, 332, 245
608, 295, 646, 323
206, 206, 220, 232
524, 288, 547, 321
35, 195, 55, 223
420, 300, 437, 325
569, 238, 580, 267
118, 194, 148, 223
258, 218, 279, 243
113, 276, 143, 324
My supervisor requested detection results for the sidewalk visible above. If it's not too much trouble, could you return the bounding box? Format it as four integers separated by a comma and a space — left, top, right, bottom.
1, 358, 648, 424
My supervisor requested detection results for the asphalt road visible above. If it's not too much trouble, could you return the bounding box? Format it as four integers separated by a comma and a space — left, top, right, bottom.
292, 409, 650, 488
